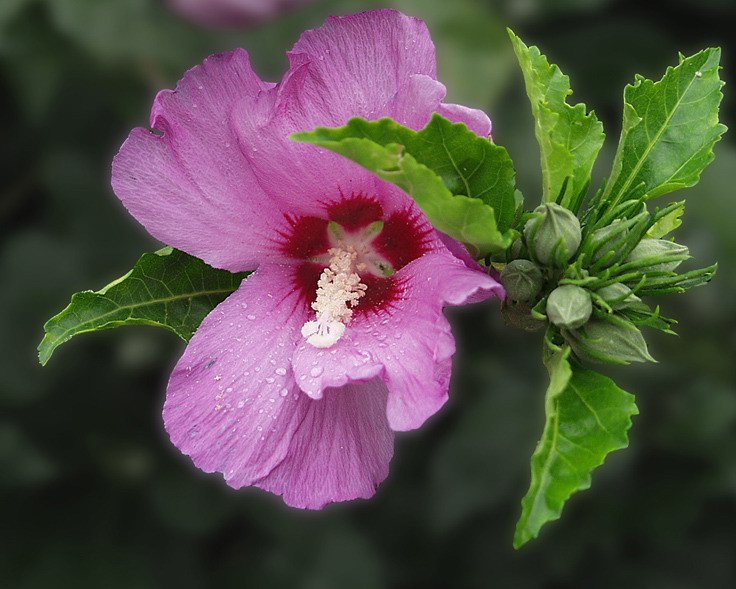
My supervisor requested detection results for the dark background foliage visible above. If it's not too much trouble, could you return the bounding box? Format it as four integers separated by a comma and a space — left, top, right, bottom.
1, 0, 735, 587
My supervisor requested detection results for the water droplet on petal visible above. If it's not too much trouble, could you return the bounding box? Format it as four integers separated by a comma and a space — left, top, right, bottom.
310, 366, 323, 377
279, 387, 289, 397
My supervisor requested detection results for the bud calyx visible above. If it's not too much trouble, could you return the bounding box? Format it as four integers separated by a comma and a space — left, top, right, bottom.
546, 285, 592, 329
524, 203, 582, 267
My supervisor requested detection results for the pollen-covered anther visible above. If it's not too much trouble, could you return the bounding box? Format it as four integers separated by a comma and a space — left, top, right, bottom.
301, 247, 367, 348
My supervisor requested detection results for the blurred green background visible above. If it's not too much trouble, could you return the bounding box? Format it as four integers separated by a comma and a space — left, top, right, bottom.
1, 0, 735, 587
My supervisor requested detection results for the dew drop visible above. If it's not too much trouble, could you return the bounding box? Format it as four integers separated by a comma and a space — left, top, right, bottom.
247, 314, 256, 320
279, 387, 289, 397
265, 377, 275, 384
310, 366, 324, 377
275, 367, 287, 376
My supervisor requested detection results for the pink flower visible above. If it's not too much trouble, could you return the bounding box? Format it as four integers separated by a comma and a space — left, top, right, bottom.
112, 10, 503, 508
167, 0, 315, 27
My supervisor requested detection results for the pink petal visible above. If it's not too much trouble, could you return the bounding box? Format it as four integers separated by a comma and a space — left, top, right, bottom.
291, 253, 503, 431
436, 102, 493, 137
287, 10, 437, 125
112, 50, 288, 272
284, 10, 490, 134
164, 262, 393, 508
230, 91, 381, 218
254, 379, 393, 509
224, 10, 494, 224
387, 74, 447, 129
164, 263, 307, 485
388, 75, 492, 137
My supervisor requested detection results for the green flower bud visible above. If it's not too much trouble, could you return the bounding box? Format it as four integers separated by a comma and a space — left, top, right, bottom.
500, 259, 544, 302
523, 203, 581, 267
501, 301, 545, 332
564, 318, 655, 365
589, 221, 629, 266
546, 285, 592, 329
509, 238, 525, 259
596, 283, 641, 310
624, 239, 689, 273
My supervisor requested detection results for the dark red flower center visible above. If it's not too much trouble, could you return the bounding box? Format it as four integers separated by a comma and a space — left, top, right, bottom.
278, 193, 432, 316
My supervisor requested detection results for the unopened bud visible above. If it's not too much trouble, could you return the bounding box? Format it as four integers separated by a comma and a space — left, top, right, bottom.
589, 221, 629, 266
509, 238, 525, 259
523, 203, 581, 267
546, 285, 592, 329
564, 318, 655, 365
502, 301, 545, 332
625, 239, 689, 273
500, 259, 544, 302
596, 283, 641, 310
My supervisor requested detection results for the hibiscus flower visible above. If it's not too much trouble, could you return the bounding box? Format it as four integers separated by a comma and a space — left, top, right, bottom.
112, 10, 503, 508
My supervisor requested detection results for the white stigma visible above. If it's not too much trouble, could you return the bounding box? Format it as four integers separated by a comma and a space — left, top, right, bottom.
301, 247, 367, 348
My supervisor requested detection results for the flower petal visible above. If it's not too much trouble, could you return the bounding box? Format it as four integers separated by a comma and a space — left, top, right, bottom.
164, 262, 393, 508
292, 252, 503, 431
436, 102, 493, 137
387, 74, 447, 129
287, 10, 437, 125
228, 10, 492, 221
229, 11, 435, 216
164, 262, 309, 486
254, 379, 393, 509
112, 49, 288, 272
388, 75, 492, 137
230, 90, 381, 218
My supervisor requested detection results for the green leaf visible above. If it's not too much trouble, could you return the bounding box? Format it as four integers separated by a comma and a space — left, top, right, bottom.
647, 202, 685, 238
601, 48, 726, 212
293, 114, 517, 257
38, 248, 247, 365
514, 348, 638, 548
508, 30, 605, 211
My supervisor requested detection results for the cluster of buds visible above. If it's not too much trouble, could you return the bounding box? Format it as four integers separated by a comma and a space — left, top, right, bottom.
499, 199, 715, 365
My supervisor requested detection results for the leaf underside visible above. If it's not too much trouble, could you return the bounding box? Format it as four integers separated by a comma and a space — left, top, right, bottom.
38, 248, 248, 365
